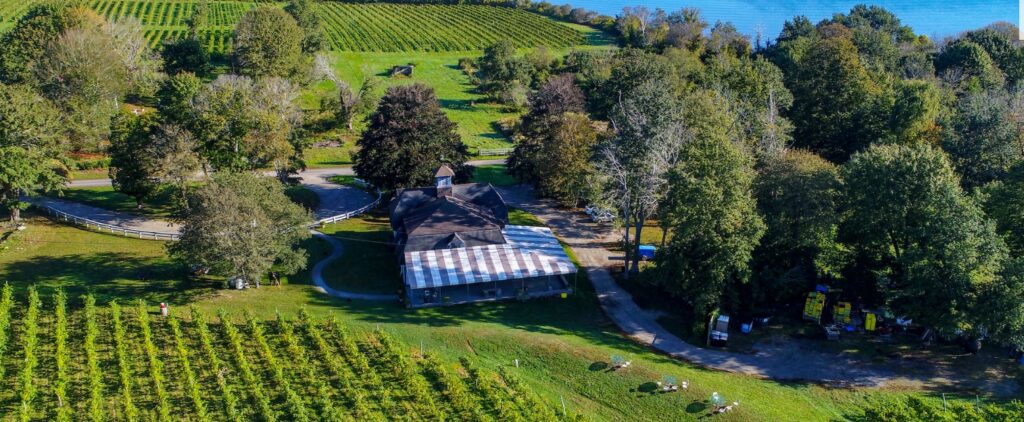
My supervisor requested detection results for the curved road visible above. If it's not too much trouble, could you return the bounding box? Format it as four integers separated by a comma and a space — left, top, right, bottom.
35, 161, 1008, 391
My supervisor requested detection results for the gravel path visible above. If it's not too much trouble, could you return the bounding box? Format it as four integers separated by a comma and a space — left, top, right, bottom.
309, 230, 399, 301
496, 185, 984, 389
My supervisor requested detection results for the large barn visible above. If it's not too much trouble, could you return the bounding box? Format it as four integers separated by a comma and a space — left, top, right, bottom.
389, 166, 576, 308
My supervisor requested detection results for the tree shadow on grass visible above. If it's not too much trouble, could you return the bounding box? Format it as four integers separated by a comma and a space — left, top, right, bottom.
0, 252, 217, 306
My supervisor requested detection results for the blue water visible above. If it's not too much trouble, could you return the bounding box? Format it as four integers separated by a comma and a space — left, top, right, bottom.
570, 0, 1017, 41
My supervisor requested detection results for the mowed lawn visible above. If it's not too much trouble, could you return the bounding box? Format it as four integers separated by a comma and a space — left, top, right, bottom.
0, 210, 957, 421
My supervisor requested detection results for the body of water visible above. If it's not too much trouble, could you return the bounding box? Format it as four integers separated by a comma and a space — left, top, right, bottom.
570, 0, 1017, 41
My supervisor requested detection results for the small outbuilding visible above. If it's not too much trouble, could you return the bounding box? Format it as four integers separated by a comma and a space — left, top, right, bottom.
390, 65, 414, 77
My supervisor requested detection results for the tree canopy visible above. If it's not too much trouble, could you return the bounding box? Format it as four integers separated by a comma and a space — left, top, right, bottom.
233, 7, 304, 78
169, 172, 311, 284
353, 84, 469, 190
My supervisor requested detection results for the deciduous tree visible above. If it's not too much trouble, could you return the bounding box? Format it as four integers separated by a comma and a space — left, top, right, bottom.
36, 24, 129, 152
842, 144, 1007, 339
354, 84, 468, 190
0, 84, 66, 222
285, 0, 326, 54
169, 172, 311, 285
191, 75, 303, 173
752, 150, 843, 305
233, 7, 303, 78
108, 111, 160, 209
657, 134, 764, 332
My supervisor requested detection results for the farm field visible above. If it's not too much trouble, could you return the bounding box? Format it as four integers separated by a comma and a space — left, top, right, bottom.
2, 1, 590, 52
0, 213, 983, 421
0, 286, 565, 420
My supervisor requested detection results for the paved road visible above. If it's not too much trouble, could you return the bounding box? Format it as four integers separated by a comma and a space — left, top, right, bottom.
29, 196, 182, 233
309, 230, 399, 301
496, 185, 950, 389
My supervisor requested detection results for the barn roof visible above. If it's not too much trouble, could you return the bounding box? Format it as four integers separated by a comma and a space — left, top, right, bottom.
404, 225, 575, 290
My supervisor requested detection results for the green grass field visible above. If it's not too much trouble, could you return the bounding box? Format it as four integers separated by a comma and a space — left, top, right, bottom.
472, 163, 518, 186
0, 211, 986, 420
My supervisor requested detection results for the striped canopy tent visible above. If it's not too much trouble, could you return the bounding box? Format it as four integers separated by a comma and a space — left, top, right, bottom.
403, 225, 576, 291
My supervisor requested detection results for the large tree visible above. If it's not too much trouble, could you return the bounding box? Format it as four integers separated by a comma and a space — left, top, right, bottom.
233, 7, 304, 78
148, 124, 201, 211
786, 26, 880, 161
842, 144, 1007, 338
284, 0, 326, 54
598, 77, 688, 276
0, 3, 83, 84
191, 75, 303, 174
752, 150, 843, 305
354, 84, 468, 191
108, 111, 161, 209
936, 39, 1006, 92
35, 23, 129, 152
941, 90, 1021, 188
508, 74, 588, 187
657, 134, 765, 332
985, 162, 1024, 255
156, 71, 202, 126
0, 84, 66, 222
169, 172, 311, 286
476, 40, 532, 104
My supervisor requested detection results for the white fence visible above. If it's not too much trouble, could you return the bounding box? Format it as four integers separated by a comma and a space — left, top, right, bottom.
476, 148, 512, 156
312, 189, 383, 227
35, 188, 383, 241
36, 204, 182, 241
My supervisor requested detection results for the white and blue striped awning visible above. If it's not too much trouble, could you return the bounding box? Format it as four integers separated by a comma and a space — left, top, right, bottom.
404, 225, 576, 290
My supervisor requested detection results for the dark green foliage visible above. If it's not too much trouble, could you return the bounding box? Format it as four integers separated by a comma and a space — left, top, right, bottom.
752, 151, 842, 306
657, 134, 764, 329
985, 162, 1024, 255
353, 84, 469, 190
170, 172, 312, 282
508, 73, 588, 188
941, 91, 1021, 188
0, 3, 80, 84
161, 38, 210, 77
285, 0, 326, 54
476, 40, 532, 104
232, 7, 304, 78
936, 39, 1005, 91
108, 111, 161, 209
0, 83, 66, 221
786, 29, 880, 161
156, 72, 203, 126
842, 144, 1007, 339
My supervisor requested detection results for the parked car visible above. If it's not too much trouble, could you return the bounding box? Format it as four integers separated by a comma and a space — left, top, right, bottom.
584, 205, 615, 223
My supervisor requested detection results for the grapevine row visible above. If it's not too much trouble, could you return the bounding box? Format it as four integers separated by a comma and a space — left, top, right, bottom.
244, 311, 311, 422
191, 306, 242, 422
110, 301, 139, 422
53, 290, 71, 422
0, 284, 12, 387
136, 301, 173, 422
371, 329, 443, 419
421, 353, 492, 422
297, 310, 380, 421
276, 313, 349, 422
84, 295, 105, 422
459, 357, 526, 421
168, 315, 210, 422
218, 310, 277, 422
17, 287, 40, 421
